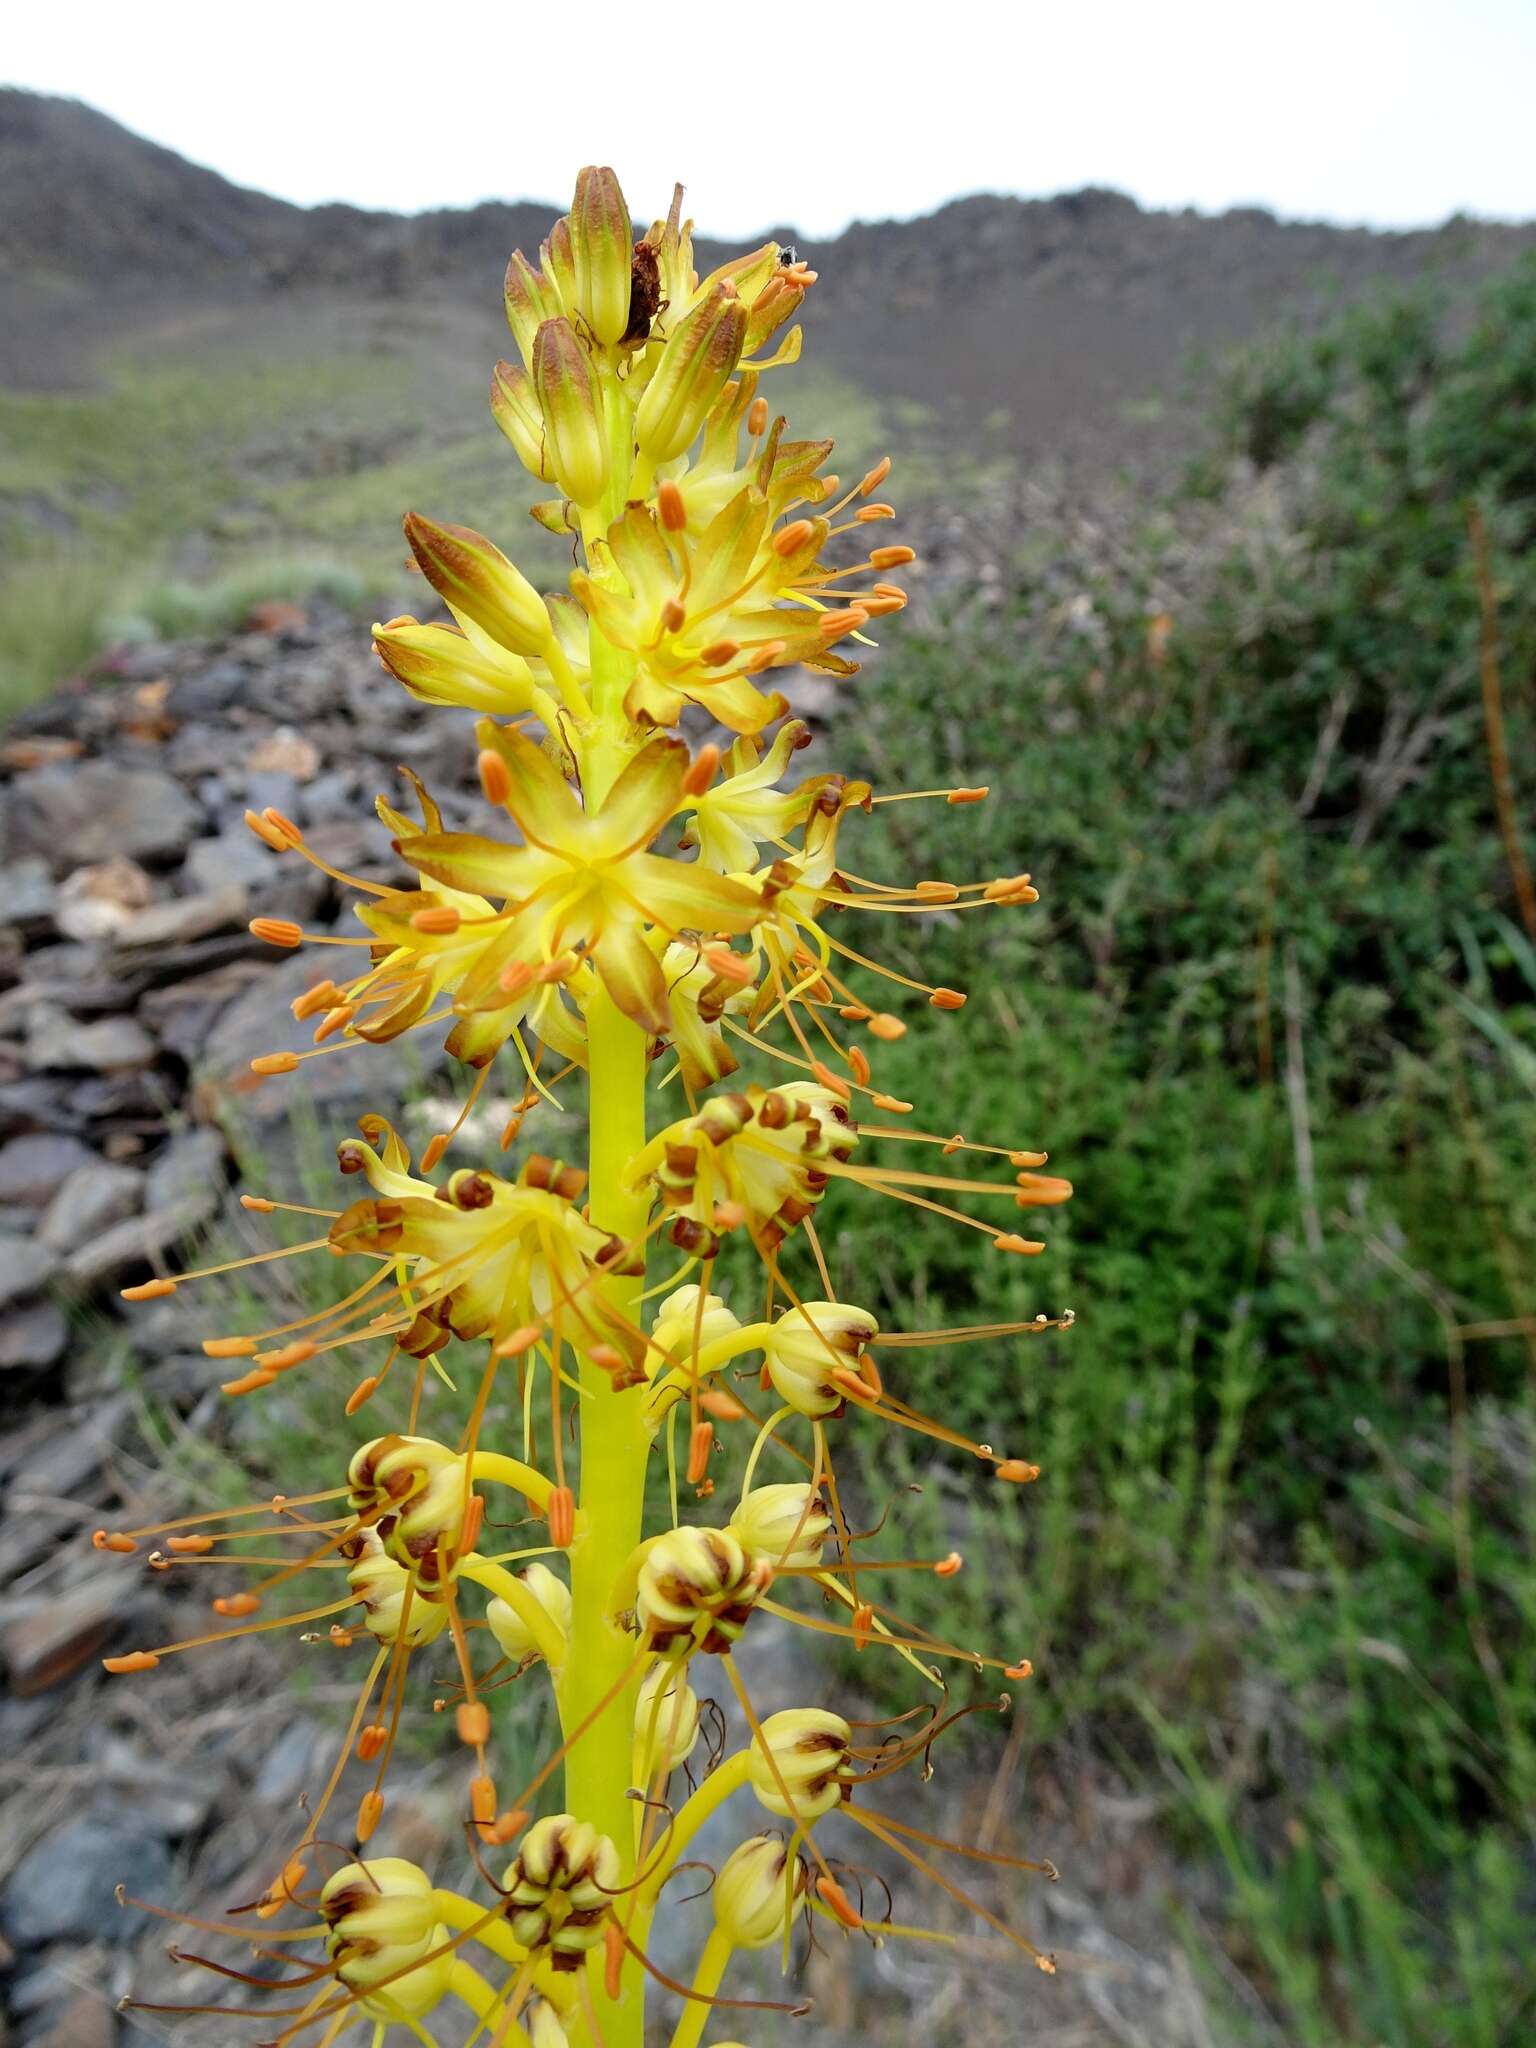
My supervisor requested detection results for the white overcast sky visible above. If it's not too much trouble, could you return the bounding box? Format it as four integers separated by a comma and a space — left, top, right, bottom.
6, 0, 1534, 236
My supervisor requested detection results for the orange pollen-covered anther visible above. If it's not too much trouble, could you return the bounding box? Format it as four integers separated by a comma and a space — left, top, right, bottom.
411, 903, 461, 934
946, 786, 989, 805
494, 1323, 543, 1358
203, 1335, 258, 1357
244, 809, 291, 852
699, 1388, 747, 1422
291, 979, 342, 1021
548, 1486, 576, 1548
929, 988, 966, 1011
479, 749, 512, 805
699, 639, 740, 668
604, 1918, 625, 2000
818, 1875, 864, 1929
121, 1276, 177, 1302
345, 1375, 380, 1416
213, 1593, 261, 1619
991, 1234, 1045, 1257
819, 606, 869, 639
470, 1775, 498, 1831
93, 1530, 138, 1554
869, 545, 916, 569
704, 945, 753, 985
221, 1367, 278, 1395
661, 599, 688, 633
994, 1458, 1041, 1483
250, 918, 303, 949
259, 1339, 317, 1373
934, 1551, 964, 1578
499, 960, 534, 996
747, 396, 769, 436
357, 1790, 385, 1841
942, 1135, 965, 1156
859, 457, 893, 497
852, 1602, 875, 1649
849, 1046, 871, 1086
914, 880, 960, 903
103, 1651, 160, 1675
240, 1194, 276, 1214
1005, 1660, 1035, 1681
250, 1052, 300, 1075
657, 479, 687, 531
866, 1013, 906, 1041
773, 519, 815, 557
487, 1806, 528, 1846
167, 1534, 215, 1555
456, 1701, 491, 1748
682, 744, 721, 796
686, 1421, 714, 1485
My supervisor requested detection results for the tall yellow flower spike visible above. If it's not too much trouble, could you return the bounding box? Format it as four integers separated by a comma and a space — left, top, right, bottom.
102, 168, 1072, 2046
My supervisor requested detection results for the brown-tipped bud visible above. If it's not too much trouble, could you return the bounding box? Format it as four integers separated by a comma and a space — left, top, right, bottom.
491, 360, 555, 481
531, 318, 607, 506
634, 284, 748, 463
747, 1706, 851, 1820
637, 1525, 762, 1654
403, 513, 552, 657
505, 248, 559, 365
570, 166, 633, 346
714, 1834, 807, 1949
485, 1562, 571, 1664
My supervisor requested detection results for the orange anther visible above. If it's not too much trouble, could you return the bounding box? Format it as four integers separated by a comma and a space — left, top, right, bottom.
1005, 1659, 1035, 1681
244, 808, 290, 851
657, 479, 687, 531
772, 519, 815, 558
747, 395, 770, 435
604, 1916, 625, 1999
203, 1335, 258, 1357
456, 1702, 491, 1748
699, 1387, 747, 1422
239, 1194, 276, 1213
946, 786, 989, 804
838, 1002, 871, 1022
858, 456, 892, 497
167, 1534, 215, 1555
869, 1092, 913, 1113
818, 606, 869, 639
356, 1790, 385, 1842
291, 978, 342, 1020
929, 987, 966, 1011
548, 1486, 575, 1548
848, 1046, 870, 1086
312, 1003, 355, 1043
682, 744, 721, 796
250, 1052, 300, 1075
93, 1530, 138, 1554
934, 1551, 963, 1578
487, 1806, 528, 1846
340, 1375, 378, 1420
852, 1601, 875, 1649
494, 1323, 543, 1359
818, 1874, 863, 1928
410, 903, 461, 934
686, 1420, 715, 1485
214, 1593, 261, 1618
533, 953, 577, 983
1010, 1150, 1049, 1168
221, 1367, 278, 1395
714, 1199, 747, 1231
858, 1353, 884, 1398
250, 917, 303, 949
102, 1651, 160, 1675
866, 1013, 906, 1041
259, 1340, 316, 1373
995, 1458, 1042, 1483
420, 1133, 450, 1175
869, 544, 916, 569
943, 1134, 965, 1156
809, 1060, 851, 1100
703, 946, 753, 986
855, 501, 896, 522
587, 1342, 626, 1376
660, 598, 688, 633
260, 806, 303, 846
120, 1276, 177, 1301
478, 748, 511, 804
699, 639, 740, 668
915, 880, 960, 903
498, 959, 534, 996
992, 1234, 1045, 1257
470, 1774, 498, 1831
831, 1367, 878, 1405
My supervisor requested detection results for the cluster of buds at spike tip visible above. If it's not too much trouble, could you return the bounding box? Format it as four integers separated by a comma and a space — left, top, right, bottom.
636, 1526, 767, 1654
501, 1815, 621, 1968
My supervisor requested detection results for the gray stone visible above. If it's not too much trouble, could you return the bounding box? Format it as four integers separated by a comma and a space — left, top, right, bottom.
144, 1126, 225, 1218
27, 1016, 157, 1074
60, 1205, 208, 1293
1, 1577, 126, 1696
0, 1300, 68, 1370
0, 1133, 93, 1206
183, 828, 281, 894
53, 858, 153, 943
0, 1080, 73, 1140
6, 1394, 130, 1498
137, 959, 269, 1064
252, 1718, 322, 1804
36, 1161, 144, 1253
3, 761, 199, 873
0, 1235, 58, 1311
242, 768, 299, 820
109, 886, 248, 952
8, 858, 56, 925
0, 1816, 172, 1947
166, 658, 248, 718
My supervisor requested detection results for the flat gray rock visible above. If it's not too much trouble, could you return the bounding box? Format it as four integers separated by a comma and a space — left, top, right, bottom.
3, 760, 200, 873
0, 1233, 58, 1310
0, 1816, 172, 1947
0, 1132, 94, 1206
36, 1159, 144, 1252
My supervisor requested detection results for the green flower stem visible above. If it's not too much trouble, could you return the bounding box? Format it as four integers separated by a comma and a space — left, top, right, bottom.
667, 1928, 734, 2048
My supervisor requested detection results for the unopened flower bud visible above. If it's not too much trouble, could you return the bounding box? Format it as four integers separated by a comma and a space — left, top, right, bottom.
491, 360, 555, 481
633, 1661, 701, 1775
485, 1561, 572, 1663
403, 513, 552, 657
646, 1283, 741, 1377
570, 166, 633, 347
635, 284, 747, 464
532, 317, 607, 506
713, 1834, 806, 1949
502, 1815, 620, 1969
505, 248, 559, 366
762, 1302, 879, 1417
527, 1999, 570, 2048
347, 1529, 450, 1647
746, 1707, 851, 1820
730, 1482, 831, 1570
321, 1858, 451, 2013
637, 1525, 762, 1653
